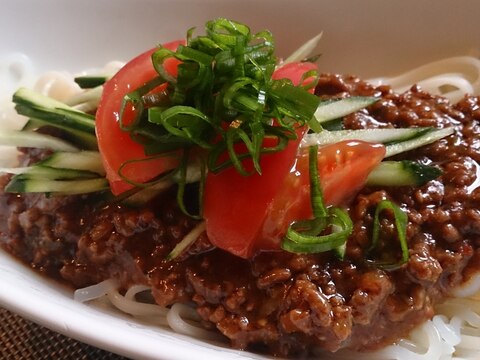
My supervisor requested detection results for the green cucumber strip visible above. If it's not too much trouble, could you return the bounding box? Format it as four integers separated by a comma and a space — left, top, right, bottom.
302, 127, 432, 147
5, 177, 109, 194
313, 96, 378, 124
385, 127, 454, 157
15, 105, 95, 133
37, 151, 105, 175
166, 221, 206, 260
20, 118, 97, 150
367, 161, 442, 187
13, 87, 95, 133
120, 180, 173, 206
0, 130, 78, 152
64, 86, 103, 107
74, 75, 109, 89
21, 119, 43, 131
52, 126, 97, 150
0, 166, 100, 180
283, 32, 323, 64
13, 87, 87, 114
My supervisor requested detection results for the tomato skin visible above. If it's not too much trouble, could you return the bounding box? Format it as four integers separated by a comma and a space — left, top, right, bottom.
259, 140, 386, 250
96, 40, 184, 195
205, 139, 385, 258
271, 61, 318, 85
203, 133, 306, 258
203, 61, 318, 258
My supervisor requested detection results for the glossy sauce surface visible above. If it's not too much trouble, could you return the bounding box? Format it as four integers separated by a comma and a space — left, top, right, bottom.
2, 75, 480, 357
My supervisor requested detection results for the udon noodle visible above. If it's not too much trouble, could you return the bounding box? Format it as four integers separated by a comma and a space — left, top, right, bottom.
2, 52, 480, 359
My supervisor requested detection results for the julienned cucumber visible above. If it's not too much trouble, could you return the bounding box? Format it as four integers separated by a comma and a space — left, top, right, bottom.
367, 161, 442, 187
1, 151, 107, 195
74, 75, 109, 89
37, 151, 105, 175
0, 166, 100, 180
385, 127, 454, 157
13, 88, 95, 132
0, 151, 105, 179
313, 96, 378, 124
302, 127, 432, 147
5, 177, 109, 194
13, 88, 97, 150
64, 85, 103, 111
302, 127, 454, 158
0, 130, 78, 152
21, 118, 98, 150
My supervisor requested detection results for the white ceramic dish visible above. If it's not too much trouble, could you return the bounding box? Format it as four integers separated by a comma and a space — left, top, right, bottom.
1, 1, 480, 359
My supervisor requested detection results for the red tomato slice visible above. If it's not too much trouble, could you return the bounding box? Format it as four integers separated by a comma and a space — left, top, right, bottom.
203, 133, 306, 259
205, 140, 385, 258
203, 61, 319, 258
259, 140, 386, 251
271, 61, 318, 85
96, 40, 184, 195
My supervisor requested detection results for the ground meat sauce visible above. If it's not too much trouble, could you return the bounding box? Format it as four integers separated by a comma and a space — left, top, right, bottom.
2, 74, 480, 357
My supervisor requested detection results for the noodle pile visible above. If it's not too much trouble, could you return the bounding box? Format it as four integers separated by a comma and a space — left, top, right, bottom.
2, 53, 480, 359
73, 280, 480, 360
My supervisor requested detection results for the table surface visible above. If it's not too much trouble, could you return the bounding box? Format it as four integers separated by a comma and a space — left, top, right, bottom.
0, 307, 129, 360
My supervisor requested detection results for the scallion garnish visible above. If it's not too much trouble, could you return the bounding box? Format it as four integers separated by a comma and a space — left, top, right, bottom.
119, 18, 321, 177
367, 199, 409, 270
281, 145, 353, 257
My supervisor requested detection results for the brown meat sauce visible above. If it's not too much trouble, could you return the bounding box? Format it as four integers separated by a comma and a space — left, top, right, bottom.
2, 74, 480, 357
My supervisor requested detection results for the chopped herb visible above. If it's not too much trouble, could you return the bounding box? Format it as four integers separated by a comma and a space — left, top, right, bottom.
281, 145, 353, 257
119, 18, 321, 177
367, 199, 409, 270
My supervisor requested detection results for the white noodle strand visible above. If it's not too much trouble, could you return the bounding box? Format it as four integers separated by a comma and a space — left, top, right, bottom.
124, 284, 152, 301
73, 279, 118, 302
167, 303, 223, 342
368, 56, 480, 101
106, 288, 168, 317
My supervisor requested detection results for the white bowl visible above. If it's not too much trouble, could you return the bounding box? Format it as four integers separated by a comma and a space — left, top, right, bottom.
1, 1, 480, 359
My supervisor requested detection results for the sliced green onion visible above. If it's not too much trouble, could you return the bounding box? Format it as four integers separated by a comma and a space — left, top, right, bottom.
148, 105, 214, 149
308, 145, 327, 218
117, 152, 180, 188
119, 18, 320, 181
119, 77, 166, 131
225, 127, 260, 176
367, 199, 409, 270
269, 79, 320, 122
282, 208, 352, 255
281, 145, 352, 256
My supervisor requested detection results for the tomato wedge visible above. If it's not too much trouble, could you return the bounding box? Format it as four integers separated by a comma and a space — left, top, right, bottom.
204, 140, 386, 258
96, 40, 184, 195
260, 140, 386, 250
203, 61, 320, 258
